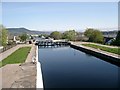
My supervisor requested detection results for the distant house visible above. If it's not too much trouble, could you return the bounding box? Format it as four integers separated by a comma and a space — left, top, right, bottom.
8, 35, 20, 44
30, 34, 39, 37
102, 30, 118, 38
41, 36, 45, 39
76, 32, 88, 41
102, 30, 118, 43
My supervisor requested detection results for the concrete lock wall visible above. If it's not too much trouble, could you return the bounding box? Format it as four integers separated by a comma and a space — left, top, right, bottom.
36, 46, 43, 89
70, 44, 120, 66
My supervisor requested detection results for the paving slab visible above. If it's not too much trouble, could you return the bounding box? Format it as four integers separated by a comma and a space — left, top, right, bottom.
0, 44, 37, 89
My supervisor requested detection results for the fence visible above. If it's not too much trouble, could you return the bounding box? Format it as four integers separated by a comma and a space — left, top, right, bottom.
0, 44, 17, 53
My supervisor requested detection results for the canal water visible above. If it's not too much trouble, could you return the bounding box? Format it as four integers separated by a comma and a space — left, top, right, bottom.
38, 46, 119, 89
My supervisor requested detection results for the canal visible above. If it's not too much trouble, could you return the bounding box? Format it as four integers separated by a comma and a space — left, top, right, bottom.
38, 46, 119, 89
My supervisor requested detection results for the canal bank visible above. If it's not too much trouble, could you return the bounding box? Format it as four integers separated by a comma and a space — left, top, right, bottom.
70, 42, 120, 66
1, 44, 37, 89
36, 45, 43, 88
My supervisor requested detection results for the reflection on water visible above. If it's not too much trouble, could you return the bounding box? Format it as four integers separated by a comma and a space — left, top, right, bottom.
38, 46, 119, 88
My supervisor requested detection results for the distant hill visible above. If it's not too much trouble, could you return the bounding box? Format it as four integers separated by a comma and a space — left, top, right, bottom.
7, 28, 51, 36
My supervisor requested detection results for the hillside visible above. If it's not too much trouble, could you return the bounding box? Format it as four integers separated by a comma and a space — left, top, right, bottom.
7, 28, 51, 36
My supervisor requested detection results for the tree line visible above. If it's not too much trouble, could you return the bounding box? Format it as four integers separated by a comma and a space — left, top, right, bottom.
49, 30, 76, 41
47, 28, 120, 46
0, 25, 120, 46
48, 29, 104, 43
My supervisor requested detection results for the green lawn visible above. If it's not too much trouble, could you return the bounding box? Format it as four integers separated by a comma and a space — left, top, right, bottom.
0, 47, 31, 67
82, 44, 120, 55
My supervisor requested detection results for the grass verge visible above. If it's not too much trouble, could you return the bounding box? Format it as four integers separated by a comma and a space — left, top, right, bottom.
0, 47, 31, 67
82, 44, 120, 55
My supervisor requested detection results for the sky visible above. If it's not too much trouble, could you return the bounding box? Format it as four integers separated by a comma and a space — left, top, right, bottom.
1, 2, 118, 31
1, 0, 120, 2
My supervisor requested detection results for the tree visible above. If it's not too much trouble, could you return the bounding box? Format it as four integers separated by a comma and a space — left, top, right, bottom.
0, 25, 8, 46
84, 28, 104, 43
19, 33, 28, 42
92, 30, 104, 43
84, 28, 94, 41
62, 30, 76, 41
39, 34, 49, 38
0, 26, 2, 46
50, 31, 62, 40
111, 31, 120, 46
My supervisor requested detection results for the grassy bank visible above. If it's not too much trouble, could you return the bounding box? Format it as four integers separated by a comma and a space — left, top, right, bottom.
0, 47, 31, 67
82, 44, 120, 55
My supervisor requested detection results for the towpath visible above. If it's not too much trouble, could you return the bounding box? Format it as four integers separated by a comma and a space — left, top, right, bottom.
0, 44, 37, 89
